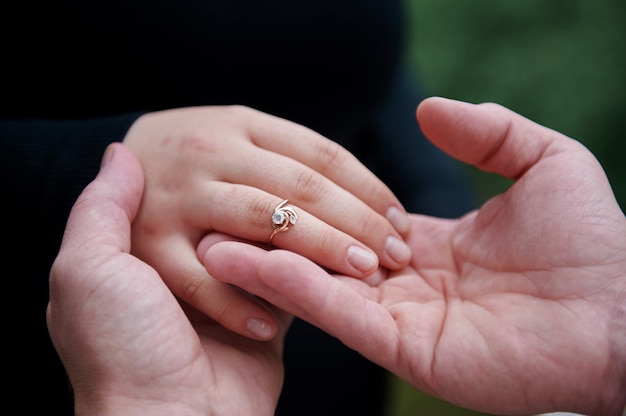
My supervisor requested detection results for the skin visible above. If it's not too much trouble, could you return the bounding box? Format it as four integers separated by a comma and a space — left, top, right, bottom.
201, 97, 626, 415
122, 105, 412, 341
47, 143, 289, 416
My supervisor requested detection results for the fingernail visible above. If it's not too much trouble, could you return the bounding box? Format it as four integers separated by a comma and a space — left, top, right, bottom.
347, 245, 378, 273
100, 144, 115, 170
385, 236, 411, 265
386, 206, 411, 235
246, 318, 273, 339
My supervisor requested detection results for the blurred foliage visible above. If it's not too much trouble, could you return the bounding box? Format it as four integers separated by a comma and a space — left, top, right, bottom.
385, 372, 492, 416
387, 1, 626, 415
403, 0, 626, 208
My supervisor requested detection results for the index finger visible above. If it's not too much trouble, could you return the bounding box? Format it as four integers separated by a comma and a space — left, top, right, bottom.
203, 241, 398, 360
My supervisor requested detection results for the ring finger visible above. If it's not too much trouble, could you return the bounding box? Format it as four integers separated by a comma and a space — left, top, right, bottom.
195, 182, 396, 277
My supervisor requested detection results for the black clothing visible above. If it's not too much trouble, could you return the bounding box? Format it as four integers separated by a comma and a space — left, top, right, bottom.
2, 1, 476, 414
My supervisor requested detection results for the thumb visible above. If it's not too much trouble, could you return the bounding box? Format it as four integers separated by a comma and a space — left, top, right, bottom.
58, 142, 145, 257
416, 96, 573, 180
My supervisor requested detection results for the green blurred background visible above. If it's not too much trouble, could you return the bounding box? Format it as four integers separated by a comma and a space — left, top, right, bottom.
404, 0, 626, 207
385, 1, 625, 415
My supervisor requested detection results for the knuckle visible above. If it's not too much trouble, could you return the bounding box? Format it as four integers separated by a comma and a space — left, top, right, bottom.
179, 276, 234, 321
178, 274, 206, 306
314, 140, 348, 176
293, 169, 326, 204
354, 208, 381, 238
226, 104, 252, 116
246, 197, 274, 230
316, 228, 335, 254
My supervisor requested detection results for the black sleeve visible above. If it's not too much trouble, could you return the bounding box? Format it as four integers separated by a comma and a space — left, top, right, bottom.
2, 113, 143, 268
349, 69, 479, 218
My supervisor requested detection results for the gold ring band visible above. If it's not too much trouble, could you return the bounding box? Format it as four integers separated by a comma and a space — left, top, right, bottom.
269, 199, 297, 246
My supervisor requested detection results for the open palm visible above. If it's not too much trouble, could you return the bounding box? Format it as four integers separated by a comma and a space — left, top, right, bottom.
203, 98, 626, 415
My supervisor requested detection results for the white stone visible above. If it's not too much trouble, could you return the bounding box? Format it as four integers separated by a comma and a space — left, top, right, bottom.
272, 212, 285, 224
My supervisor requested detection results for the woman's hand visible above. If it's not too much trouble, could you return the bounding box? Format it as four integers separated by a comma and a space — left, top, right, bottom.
122, 105, 411, 340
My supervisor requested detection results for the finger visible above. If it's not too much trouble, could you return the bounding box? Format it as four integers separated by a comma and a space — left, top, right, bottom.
201, 242, 305, 317
243, 107, 411, 235
131, 233, 280, 341
196, 233, 295, 332
48, 143, 146, 343
196, 232, 246, 258
221, 147, 412, 270
204, 241, 398, 365
55, 143, 143, 261
193, 182, 409, 276
416, 96, 578, 180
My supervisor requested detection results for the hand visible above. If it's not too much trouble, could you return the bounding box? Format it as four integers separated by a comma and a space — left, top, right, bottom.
47, 143, 290, 416
122, 105, 411, 340
201, 97, 626, 415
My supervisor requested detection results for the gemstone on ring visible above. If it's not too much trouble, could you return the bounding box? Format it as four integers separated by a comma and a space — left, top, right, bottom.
269, 199, 297, 246
272, 211, 285, 225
